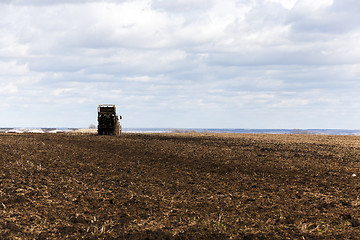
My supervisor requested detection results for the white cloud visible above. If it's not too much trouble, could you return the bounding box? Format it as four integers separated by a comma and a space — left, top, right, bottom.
3, 0, 122, 5
1, 0, 360, 128
293, 0, 333, 11
0, 83, 18, 94
152, 0, 215, 12
266, 0, 297, 10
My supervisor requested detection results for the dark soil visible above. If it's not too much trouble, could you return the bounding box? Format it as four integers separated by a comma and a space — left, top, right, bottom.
1, 133, 360, 239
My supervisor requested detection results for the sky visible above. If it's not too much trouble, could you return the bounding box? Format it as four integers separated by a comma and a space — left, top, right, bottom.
1, 0, 360, 129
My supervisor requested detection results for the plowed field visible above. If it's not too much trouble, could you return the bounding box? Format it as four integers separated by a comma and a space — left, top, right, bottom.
1, 133, 360, 239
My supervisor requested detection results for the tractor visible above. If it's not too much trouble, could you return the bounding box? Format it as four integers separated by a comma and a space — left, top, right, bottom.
97, 104, 122, 135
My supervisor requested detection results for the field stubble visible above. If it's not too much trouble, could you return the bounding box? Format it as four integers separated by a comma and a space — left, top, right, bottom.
1, 133, 360, 239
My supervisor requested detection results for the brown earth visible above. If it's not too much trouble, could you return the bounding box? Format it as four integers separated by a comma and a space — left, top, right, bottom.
1, 133, 360, 239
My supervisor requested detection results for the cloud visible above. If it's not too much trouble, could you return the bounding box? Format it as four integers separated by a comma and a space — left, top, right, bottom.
288, 0, 360, 37
3, 0, 122, 5
152, 0, 215, 12
1, 0, 360, 128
